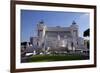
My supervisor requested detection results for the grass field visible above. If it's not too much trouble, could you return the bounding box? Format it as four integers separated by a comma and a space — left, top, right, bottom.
27, 55, 89, 62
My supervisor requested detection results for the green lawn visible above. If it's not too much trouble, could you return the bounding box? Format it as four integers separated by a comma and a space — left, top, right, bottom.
27, 55, 89, 62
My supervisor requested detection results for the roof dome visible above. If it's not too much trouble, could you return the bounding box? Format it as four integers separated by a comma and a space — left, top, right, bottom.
37, 20, 46, 30
72, 20, 76, 25
39, 20, 44, 24
70, 21, 78, 29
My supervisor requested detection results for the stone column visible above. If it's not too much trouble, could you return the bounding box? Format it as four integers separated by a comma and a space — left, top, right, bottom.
57, 34, 60, 41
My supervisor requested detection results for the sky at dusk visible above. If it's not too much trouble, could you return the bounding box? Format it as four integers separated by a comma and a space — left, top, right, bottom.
21, 10, 90, 42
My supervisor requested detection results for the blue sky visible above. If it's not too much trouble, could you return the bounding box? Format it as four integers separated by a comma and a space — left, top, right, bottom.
21, 10, 90, 42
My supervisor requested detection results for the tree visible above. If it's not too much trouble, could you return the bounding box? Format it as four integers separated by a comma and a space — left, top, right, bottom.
83, 28, 90, 37
21, 42, 27, 49
87, 41, 89, 49
83, 28, 90, 49
21, 42, 27, 46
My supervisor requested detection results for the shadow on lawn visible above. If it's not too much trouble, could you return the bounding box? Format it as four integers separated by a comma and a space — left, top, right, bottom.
22, 55, 89, 63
